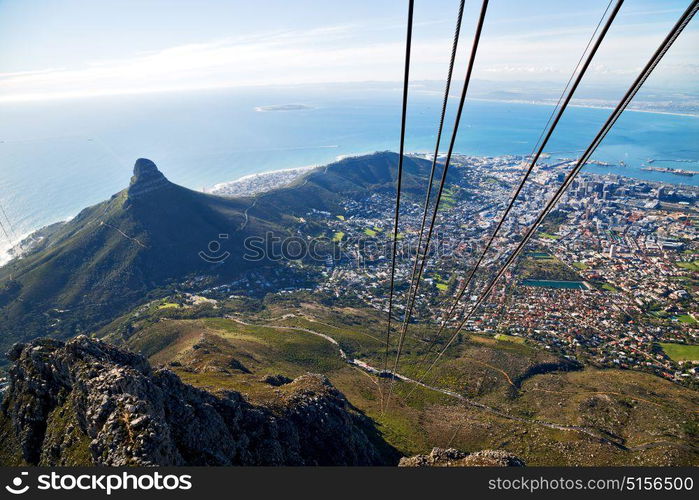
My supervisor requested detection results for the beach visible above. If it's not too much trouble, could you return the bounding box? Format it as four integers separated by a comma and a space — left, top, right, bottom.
209, 164, 320, 197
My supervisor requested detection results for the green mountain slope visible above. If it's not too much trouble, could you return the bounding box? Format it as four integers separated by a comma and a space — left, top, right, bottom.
244, 151, 438, 220
0, 159, 278, 351
109, 298, 699, 466
0, 152, 434, 355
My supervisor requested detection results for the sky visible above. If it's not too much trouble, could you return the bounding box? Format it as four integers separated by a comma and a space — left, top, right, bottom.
0, 0, 696, 103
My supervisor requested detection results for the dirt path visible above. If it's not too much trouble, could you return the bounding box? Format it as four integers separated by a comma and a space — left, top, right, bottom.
226, 315, 632, 448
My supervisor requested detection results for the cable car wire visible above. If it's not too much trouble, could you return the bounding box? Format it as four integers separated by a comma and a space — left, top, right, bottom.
397, 0, 466, 368
413, 0, 623, 371
385, 0, 490, 409
382, 0, 415, 374
409, 0, 699, 393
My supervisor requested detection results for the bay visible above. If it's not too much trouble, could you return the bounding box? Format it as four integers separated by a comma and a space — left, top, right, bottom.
0, 84, 697, 262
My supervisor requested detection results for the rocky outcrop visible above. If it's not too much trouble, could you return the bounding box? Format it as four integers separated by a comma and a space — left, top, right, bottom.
399, 448, 525, 467
0, 336, 398, 466
127, 158, 171, 199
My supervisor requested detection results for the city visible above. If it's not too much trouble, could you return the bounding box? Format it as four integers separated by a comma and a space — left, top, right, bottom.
282, 154, 699, 387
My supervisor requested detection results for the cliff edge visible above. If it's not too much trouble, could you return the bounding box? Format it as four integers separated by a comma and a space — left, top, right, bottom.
0, 336, 398, 466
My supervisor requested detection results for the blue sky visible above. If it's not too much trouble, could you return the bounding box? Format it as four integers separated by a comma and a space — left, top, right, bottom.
0, 0, 696, 102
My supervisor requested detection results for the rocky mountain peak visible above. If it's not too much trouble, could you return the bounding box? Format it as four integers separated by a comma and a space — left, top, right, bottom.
133, 158, 162, 179
128, 158, 170, 199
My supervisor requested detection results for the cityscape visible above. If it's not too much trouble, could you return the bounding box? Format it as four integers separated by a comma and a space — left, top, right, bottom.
210, 154, 699, 388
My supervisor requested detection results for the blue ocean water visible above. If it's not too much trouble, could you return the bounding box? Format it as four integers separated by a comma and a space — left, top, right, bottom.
0, 85, 697, 260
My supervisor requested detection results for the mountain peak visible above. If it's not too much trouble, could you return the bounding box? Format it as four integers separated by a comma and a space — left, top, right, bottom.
129, 158, 169, 198
133, 157, 160, 177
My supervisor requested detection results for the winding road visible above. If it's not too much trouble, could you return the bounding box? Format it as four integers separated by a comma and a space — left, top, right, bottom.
224, 314, 672, 450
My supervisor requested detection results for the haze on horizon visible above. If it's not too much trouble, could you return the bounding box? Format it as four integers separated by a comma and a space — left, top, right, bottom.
0, 0, 697, 103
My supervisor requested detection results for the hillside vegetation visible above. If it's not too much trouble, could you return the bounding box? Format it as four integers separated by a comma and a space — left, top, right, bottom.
103, 296, 699, 465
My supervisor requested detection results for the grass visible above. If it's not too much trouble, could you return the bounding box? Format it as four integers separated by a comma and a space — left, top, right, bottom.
433, 273, 450, 292
494, 333, 526, 344
336, 215, 345, 221
332, 231, 345, 242
573, 262, 589, 270
158, 302, 180, 309
601, 283, 619, 293
659, 342, 699, 362
364, 228, 377, 237
539, 232, 560, 240
677, 314, 698, 325
44, 397, 93, 465
515, 255, 581, 282
439, 187, 458, 210
677, 260, 699, 272
207, 318, 347, 374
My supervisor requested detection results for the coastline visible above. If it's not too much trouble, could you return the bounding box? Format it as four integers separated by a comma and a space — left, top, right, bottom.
2, 151, 697, 268
0, 151, 398, 265
0, 229, 36, 267
0, 218, 73, 267
208, 151, 378, 197
465, 97, 699, 119
2, 86, 696, 118
208, 164, 321, 197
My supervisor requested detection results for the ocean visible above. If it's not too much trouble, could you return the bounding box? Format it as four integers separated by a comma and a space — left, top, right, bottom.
0, 84, 697, 262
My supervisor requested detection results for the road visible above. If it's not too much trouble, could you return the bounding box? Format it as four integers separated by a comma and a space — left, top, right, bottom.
227, 314, 634, 448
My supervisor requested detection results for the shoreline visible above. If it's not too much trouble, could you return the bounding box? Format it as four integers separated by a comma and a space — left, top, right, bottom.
2, 152, 697, 267
0, 229, 35, 267
207, 151, 379, 197
0, 216, 75, 267
2, 87, 696, 118
208, 164, 321, 196
465, 97, 699, 119
210, 164, 319, 189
